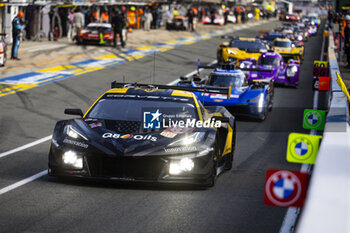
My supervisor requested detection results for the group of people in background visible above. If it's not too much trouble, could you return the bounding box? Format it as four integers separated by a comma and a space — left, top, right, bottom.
59, 3, 264, 39
328, 7, 350, 68
10, 3, 268, 60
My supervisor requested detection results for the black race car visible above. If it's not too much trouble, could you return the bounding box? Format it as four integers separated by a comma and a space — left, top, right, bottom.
48, 83, 236, 187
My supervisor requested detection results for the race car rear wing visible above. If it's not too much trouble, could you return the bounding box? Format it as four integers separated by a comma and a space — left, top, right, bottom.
249, 78, 274, 89
198, 63, 273, 73
111, 81, 232, 99
280, 53, 302, 62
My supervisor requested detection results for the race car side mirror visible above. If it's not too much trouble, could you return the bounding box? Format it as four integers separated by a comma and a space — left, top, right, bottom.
180, 76, 188, 81
64, 109, 84, 117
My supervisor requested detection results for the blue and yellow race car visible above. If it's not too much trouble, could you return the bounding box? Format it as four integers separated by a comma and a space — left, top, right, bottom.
178, 65, 274, 120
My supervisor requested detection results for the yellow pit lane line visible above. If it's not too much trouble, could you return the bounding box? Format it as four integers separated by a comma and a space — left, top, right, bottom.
0, 83, 37, 96
137, 45, 156, 50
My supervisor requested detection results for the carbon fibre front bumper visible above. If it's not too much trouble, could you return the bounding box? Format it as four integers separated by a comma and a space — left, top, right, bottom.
48, 143, 215, 186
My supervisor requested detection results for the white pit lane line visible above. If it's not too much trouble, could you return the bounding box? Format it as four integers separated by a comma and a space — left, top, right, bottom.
0, 60, 217, 196
0, 135, 52, 159
0, 170, 48, 195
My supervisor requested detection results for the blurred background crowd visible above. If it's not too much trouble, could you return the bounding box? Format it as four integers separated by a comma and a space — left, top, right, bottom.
0, 0, 336, 47
0, 0, 323, 43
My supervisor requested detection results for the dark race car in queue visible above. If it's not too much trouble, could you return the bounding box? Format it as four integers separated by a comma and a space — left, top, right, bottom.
48, 83, 236, 187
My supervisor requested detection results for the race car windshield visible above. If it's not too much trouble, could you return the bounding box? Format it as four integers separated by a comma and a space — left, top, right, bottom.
258, 56, 279, 66
273, 41, 292, 47
208, 73, 245, 88
85, 98, 199, 122
230, 41, 266, 53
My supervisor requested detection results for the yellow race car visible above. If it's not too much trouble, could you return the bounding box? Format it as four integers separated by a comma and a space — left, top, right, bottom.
271, 37, 304, 61
217, 37, 270, 65
48, 82, 236, 187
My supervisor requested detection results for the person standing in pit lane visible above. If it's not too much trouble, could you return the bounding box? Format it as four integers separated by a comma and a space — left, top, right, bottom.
11, 11, 25, 60
73, 7, 85, 39
187, 8, 194, 32
67, 8, 75, 42
111, 9, 126, 48
144, 9, 153, 32
344, 15, 350, 68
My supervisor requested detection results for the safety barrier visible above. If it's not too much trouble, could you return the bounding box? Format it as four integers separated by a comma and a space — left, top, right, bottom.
296, 31, 350, 232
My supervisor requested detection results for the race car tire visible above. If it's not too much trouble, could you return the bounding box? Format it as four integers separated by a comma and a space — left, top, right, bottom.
205, 142, 219, 187
258, 96, 269, 121
259, 109, 267, 121
217, 49, 223, 64
206, 164, 217, 187
268, 94, 273, 112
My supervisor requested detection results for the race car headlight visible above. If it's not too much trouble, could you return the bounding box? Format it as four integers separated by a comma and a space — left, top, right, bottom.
169, 158, 194, 175
248, 93, 265, 111
239, 63, 245, 69
257, 93, 264, 109
65, 125, 88, 141
227, 49, 236, 55
297, 35, 303, 41
286, 66, 298, 77
169, 132, 205, 146
62, 151, 83, 169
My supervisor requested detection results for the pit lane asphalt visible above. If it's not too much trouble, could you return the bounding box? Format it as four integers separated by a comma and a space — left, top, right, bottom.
0, 20, 322, 233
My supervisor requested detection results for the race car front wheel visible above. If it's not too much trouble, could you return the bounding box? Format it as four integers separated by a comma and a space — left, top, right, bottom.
258, 96, 270, 121
205, 142, 219, 187
217, 49, 223, 64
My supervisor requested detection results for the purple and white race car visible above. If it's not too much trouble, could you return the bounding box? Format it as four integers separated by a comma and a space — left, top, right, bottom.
240, 52, 300, 87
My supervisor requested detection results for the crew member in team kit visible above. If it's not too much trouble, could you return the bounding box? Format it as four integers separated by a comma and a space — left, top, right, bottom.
11, 11, 25, 60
